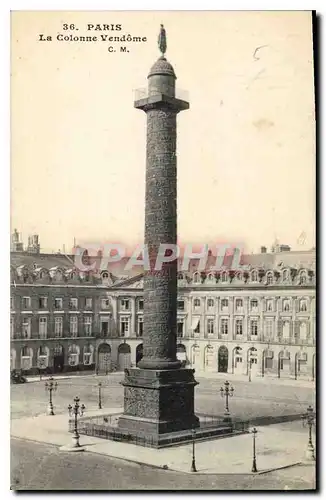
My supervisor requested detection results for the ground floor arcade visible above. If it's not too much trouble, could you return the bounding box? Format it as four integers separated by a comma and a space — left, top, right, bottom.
10, 338, 315, 381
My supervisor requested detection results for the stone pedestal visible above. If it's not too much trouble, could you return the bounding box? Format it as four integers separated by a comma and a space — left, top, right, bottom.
118, 368, 199, 435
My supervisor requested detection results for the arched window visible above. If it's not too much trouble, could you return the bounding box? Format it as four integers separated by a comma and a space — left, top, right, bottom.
299, 299, 308, 312
102, 272, 109, 279
236, 271, 243, 281
299, 271, 307, 285
207, 273, 215, 283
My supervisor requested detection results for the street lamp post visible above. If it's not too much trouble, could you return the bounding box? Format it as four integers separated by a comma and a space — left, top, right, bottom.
220, 380, 234, 421
190, 428, 197, 472
104, 353, 110, 375
302, 405, 315, 461
38, 358, 46, 381
45, 377, 58, 415
98, 382, 102, 409
68, 396, 86, 450
251, 427, 258, 473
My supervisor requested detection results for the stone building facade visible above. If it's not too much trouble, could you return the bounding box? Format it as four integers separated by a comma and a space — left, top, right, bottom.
10, 249, 316, 380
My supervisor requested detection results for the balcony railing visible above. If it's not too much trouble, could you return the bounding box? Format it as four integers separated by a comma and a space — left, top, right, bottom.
133, 87, 189, 102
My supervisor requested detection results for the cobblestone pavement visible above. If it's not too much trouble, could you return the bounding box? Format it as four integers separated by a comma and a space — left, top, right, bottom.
11, 372, 315, 420
11, 438, 316, 491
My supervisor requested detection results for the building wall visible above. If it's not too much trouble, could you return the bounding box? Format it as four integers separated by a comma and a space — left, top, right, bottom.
10, 280, 316, 380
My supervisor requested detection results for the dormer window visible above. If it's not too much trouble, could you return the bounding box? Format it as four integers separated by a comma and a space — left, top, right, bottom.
283, 270, 289, 281
299, 271, 307, 285
221, 272, 228, 283
102, 272, 109, 279
251, 271, 258, 282
193, 272, 201, 284
266, 272, 273, 285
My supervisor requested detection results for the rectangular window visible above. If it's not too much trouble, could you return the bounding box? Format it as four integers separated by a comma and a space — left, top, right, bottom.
235, 299, 243, 312
11, 297, 14, 309
84, 316, 92, 336
54, 317, 63, 337
121, 299, 130, 311
54, 298, 63, 310
250, 320, 258, 336
177, 300, 185, 310
22, 296, 31, 309
70, 316, 78, 336
194, 319, 200, 334
39, 297, 47, 309
101, 320, 109, 336
10, 317, 14, 338
265, 320, 273, 338
137, 316, 143, 337
84, 353, 92, 365
283, 299, 290, 312
193, 298, 201, 309
39, 317, 47, 338
221, 299, 228, 311
207, 298, 214, 309
221, 319, 229, 335
207, 318, 214, 335
266, 299, 273, 312
69, 298, 78, 310
120, 316, 130, 336
250, 300, 258, 312
138, 299, 144, 311
235, 319, 243, 335
22, 317, 31, 339
177, 320, 184, 337
101, 298, 110, 309
85, 298, 93, 309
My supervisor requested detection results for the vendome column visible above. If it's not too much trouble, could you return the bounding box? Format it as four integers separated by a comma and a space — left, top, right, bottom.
118, 26, 199, 438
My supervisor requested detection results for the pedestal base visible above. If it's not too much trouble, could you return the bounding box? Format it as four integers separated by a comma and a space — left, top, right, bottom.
118, 368, 199, 436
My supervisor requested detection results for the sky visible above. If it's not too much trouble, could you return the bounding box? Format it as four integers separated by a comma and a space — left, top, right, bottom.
11, 10, 316, 254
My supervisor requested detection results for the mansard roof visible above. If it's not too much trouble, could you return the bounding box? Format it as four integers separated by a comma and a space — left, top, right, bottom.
10, 248, 316, 287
